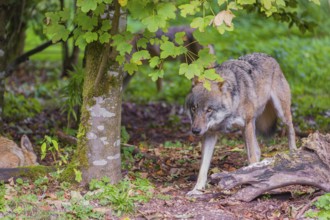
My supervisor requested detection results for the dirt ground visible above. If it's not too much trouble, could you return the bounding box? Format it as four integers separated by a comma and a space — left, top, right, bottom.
3, 65, 324, 219
4, 100, 322, 219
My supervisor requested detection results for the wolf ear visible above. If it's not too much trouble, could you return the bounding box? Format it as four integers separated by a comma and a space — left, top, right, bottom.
192, 76, 200, 86
20, 135, 33, 152
217, 80, 225, 90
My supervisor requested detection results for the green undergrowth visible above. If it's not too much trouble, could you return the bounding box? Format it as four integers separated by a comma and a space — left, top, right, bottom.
0, 174, 154, 219
305, 193, 330, 219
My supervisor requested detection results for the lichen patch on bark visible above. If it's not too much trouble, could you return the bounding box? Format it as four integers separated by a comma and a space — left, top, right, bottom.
107, 153, 120, 160
114, 139, 120, 147
97, 125, 105, 131
93, 159, 108, 166
88, 96, 116, 118
100, 137, 109, 145
87, 132, 97, 140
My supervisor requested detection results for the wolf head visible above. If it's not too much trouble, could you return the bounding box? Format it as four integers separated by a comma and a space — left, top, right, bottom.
185, 81, 235, 136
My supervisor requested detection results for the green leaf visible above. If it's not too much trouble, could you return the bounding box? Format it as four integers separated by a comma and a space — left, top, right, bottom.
149, 56, 160, 68
41, 142, 47, 160
101, 20, 111, 31
160, 41, 176, 59
131, 50, 151, 63
179, 1, 201, 17
175, 32, 186, 45
44, 23, 70, 43
99, 32, 111, 43
112, 34, 133, 56
51, 140, 59, 151
75, 11, 98, 31
203, 69, 222, 81
94, 3, 106, 15
191, 16, 214, 32
116, 55, 125, 65
218, 0, 226, 6
45, 12, 60, 23
74, 30, 88, 49
77, 0, 98, 13
275, 0, 286, 7
149, 69, 164, 81
261, 0, 272, 10
237, 0, 256, 5
179, 63, 188, 75
157, 3, 176, 20
179, 63, 202, 79
84, 31, 98, 43
203, 80, 211, 91
137, 38, 149, 49
74, 169, 83, 183
58, 8, 71, 21
195, 48, 216, 67
142, 15, 166, 32
191, 17, 205, 32
124, 62, 138, 75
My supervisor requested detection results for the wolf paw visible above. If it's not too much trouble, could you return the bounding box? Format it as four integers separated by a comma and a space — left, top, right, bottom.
186, 189, 204, 197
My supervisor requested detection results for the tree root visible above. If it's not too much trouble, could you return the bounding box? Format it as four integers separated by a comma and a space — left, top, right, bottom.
211, 132, 330, 202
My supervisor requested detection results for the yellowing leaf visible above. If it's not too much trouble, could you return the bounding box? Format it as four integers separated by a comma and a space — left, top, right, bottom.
213, 10, 235, 27
118, 0, 127, 7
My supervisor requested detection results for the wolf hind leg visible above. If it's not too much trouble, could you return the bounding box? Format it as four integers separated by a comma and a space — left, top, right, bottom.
244, 119, 261, 164
187, 133, 217, 196
270, 93, 297, 151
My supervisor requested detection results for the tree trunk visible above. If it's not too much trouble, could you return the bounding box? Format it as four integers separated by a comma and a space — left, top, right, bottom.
72, 1, 127, 185
0, 4, 6, 130
0, 1, 28, 129
211, 132, 330, 202
76, 41, 123, 184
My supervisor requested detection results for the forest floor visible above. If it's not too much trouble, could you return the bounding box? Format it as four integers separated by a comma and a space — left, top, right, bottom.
3, 100, 324, 219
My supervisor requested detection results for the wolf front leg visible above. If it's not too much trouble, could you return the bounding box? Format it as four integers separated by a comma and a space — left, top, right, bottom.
187, 133, 217, 196
244, 119, 261, 164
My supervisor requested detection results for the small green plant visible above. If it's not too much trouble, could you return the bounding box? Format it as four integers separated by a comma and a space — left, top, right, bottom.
40, 136, 68, 166
164, 141, 182, 148
87, 176, 153, 216
3, 93, 42, 121
0, 182, 6, 213
60, 64, 84, 125
64, 198, 104, 220
121, 126, 130, 144
306, 193, 330, 219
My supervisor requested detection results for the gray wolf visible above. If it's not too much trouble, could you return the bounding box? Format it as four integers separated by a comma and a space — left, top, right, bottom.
185, 53, 297, 195
0, 135, 38, 168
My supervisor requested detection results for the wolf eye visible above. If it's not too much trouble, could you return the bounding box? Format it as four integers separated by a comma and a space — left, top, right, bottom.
191, 106, 196, 112
207, 108, 213, 113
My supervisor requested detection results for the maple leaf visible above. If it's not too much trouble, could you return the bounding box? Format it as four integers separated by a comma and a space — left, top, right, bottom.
213, 10, 235, 27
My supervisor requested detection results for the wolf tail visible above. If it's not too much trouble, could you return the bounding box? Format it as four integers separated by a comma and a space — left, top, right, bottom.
256, 100, 277, 137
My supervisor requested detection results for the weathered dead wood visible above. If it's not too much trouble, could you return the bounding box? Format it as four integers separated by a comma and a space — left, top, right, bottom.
0, 166, 56, 182
211, 132, 330, 202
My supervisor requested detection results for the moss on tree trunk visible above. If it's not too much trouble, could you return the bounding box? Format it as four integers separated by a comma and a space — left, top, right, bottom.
69, 41, 123, 185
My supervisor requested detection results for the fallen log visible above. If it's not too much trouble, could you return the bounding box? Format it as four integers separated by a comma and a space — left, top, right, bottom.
0, 166, 56, 182
211, 132, 330, 202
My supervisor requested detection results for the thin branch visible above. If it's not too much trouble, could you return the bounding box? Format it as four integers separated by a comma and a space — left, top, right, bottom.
3, 40, 53, 79
3, 32, 74, 80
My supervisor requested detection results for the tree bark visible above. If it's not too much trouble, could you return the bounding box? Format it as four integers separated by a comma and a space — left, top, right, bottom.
77, 42, 123, 185
0, 1, 28, 128
211, 132, 330, 202
75, 2, 126, 185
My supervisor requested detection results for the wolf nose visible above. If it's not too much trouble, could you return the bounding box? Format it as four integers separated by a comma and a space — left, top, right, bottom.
192, 128, 202, 135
